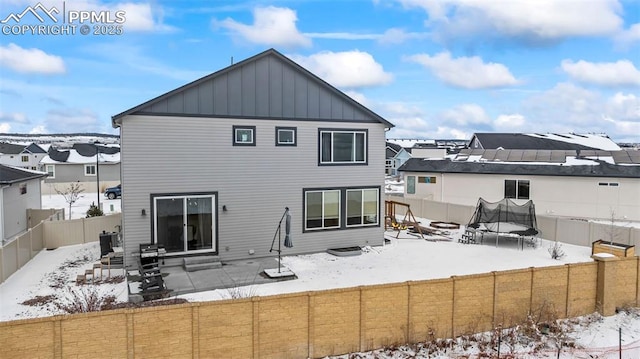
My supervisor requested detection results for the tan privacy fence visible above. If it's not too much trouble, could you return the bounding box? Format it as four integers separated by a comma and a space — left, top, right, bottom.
0, 256, 637, 359
0, 211, 121, 283
387, 196, 640, 248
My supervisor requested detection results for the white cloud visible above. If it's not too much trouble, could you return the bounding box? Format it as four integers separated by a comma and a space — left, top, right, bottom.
522, 82, 640, 141
29, 125, 47, 134
494, 114, 526, 129
398, 0, 623, 42
561, 59, 640, 87
406, 52, 518, 89
0, 123, 10, 132
290, 50, 393, 88
4, 0, 174, 32
378, 28, 430, 44
0, 43, 65, 74
214, 6, 311, 48
440, 104, 491, 126
615, 23, 640, 48
45, 108, 100, 133
0, 111, 28, 123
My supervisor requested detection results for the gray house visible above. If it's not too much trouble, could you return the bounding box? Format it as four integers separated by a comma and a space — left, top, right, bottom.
40, 144, 121, 194
112, 49, 393, 266
1, 165, 48, 243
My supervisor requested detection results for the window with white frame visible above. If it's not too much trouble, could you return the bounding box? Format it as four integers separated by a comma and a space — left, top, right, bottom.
46, 165, 55, 178
85, 164, 96, 176
505, 179, 530, 199
319, 129, 367, 165
346, 188, 379, 227
233, 125, 256, 146
276, 127, 296, 146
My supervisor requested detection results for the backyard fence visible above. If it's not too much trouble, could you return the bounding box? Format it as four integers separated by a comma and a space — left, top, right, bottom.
0, 255, 637, 358
386, 196, 640, 248
0, 210, 121, 283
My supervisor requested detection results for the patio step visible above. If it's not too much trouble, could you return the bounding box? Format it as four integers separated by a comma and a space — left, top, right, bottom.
183, 256, 222, 272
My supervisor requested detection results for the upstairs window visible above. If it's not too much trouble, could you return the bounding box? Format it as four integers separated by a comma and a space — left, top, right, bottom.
505, 179, 530, 199
319, 129, 367, 165
21, 155, 29, 162
233, 125, 256, 146
276, 127, 297, 146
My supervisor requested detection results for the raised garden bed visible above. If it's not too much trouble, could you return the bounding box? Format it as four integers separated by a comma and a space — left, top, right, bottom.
592, 239, 635, 258
430, 221, 461, 230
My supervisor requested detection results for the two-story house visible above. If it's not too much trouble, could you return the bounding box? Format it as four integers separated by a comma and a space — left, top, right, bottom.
0, 142, 47, 171
112, 49, 394, 266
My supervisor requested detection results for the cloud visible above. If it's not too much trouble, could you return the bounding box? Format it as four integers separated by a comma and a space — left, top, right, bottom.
0, 43, 65, 74
0, 123, 11, 132
406, 52, 518, 89
494, 114, 526, 129
0, 111, 28, 123
522, 82, 640, 141
290, 50, 393, 88
213, 6, 311, 48
440, 104, 491, 126
378, 28, 430, 44
29, 125, 47, 134
615, 23, 640, 48
561, 59, 640, 87
397, 0, 623, 43
45, 108, 101, 133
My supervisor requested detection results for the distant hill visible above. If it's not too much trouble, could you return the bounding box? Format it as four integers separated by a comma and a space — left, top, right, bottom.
0, 133, 119, 145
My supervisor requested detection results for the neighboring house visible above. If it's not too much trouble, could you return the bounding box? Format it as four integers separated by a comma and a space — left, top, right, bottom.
468, 133, 621, 151
386, 142, 411, 176
399, 149, 640, 221
112, 48, 393, 265
39, 143, 121, 194
0, 142, 47, 171
0, 165, 48, 243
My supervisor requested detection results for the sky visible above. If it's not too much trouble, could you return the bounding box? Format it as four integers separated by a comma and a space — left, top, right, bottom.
0, 0, 638, 143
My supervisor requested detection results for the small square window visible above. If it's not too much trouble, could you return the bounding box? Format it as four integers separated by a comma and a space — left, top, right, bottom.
276, 127, 297, 146
85, 164, 96, 176
233, 125, 256, 146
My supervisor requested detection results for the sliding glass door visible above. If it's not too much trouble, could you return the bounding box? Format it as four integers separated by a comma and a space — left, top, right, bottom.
154, 194, 216, 254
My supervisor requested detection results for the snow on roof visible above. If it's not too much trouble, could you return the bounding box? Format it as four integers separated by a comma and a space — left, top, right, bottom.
387, 139, 436, 148
41, 149, 120, 164
527, 133, 620, 151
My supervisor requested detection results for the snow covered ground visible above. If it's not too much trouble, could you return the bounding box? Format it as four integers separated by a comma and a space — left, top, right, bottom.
2, 193, 639, 357
41, 191, 121, 219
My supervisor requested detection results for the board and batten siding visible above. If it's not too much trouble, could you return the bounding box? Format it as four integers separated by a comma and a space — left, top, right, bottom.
120, 115, 386, 264
138, 54, 374, 123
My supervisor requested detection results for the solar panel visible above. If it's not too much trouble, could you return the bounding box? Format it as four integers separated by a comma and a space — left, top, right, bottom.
507, 150, 524, 161
522, 150, 537, 161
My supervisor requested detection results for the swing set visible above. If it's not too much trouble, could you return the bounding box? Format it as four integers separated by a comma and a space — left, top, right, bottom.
384, 200, 424, 239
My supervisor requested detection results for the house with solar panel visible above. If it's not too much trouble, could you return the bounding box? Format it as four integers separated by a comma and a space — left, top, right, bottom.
111, 49, 393, 268
399, 133, 640, 221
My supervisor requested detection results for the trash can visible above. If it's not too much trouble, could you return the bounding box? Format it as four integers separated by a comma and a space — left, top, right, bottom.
99, 231, 116, 256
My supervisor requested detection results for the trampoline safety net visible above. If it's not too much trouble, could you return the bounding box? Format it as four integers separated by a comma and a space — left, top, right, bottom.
467, 198, 539, 236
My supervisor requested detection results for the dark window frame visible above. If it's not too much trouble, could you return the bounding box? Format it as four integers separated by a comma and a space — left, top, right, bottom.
504, 179, 530, 199
275, 126, 297, 146
232, 125, 256, 146
317, 128, 368, 166
302, 186, 381, 233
